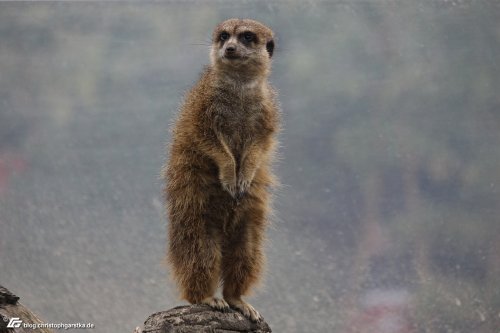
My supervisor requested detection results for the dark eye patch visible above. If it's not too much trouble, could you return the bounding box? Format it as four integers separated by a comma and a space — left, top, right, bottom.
219, 31, 230, 42
240, 31, 256, 43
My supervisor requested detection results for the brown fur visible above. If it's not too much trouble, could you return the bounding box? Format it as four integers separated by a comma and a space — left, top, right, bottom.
163, 19, 280, 321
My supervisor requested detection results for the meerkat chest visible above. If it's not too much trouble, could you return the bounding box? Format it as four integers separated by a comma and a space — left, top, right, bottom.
225, 102, 261, 128
214, 94, 266, 149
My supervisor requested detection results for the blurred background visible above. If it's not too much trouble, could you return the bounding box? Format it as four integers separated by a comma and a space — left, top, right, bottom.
1, 1, 499, 332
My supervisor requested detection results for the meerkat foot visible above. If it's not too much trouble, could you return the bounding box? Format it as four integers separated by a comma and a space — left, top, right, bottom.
201, 296, 230, 312
226, 298, 262, 322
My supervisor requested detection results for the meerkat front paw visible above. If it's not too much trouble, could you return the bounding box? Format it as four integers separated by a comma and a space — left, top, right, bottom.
201, 296, 230, 312
226, 298, 262, 322
221, 180, 237, 198
219, 164, 237, 197
237, 177, 252, 198
237, 169, 256, 197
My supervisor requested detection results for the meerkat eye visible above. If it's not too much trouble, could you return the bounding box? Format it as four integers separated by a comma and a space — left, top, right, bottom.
219, 31, 230, 41
242, 31, 256, 42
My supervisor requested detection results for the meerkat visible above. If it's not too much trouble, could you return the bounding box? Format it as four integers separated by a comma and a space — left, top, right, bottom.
163, 18, 280, 322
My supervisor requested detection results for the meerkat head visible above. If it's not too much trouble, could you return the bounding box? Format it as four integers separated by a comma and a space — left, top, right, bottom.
210, 18, 275, 78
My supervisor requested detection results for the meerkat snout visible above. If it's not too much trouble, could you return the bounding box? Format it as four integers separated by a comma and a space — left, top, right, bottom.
225, 43, 236, 53
223, 41, 238, 59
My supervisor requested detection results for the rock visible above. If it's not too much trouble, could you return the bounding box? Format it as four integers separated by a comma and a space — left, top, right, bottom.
140, 304, 272, 333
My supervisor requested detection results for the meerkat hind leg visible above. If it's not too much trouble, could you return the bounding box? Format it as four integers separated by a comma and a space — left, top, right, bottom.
222, 198, 267, 322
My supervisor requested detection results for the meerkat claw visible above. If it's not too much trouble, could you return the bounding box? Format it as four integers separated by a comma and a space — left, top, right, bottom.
226, 299, 262, 322
202, 297, 230, 312
237, 178, 251, 196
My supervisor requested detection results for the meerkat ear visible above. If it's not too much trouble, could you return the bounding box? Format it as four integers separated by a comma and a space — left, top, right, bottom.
266, 39, 274, 58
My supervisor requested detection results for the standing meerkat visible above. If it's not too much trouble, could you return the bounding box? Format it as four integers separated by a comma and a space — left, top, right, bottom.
163, 18, 280, 322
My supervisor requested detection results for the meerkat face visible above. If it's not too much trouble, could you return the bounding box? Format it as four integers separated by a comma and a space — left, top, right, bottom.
210, 19, 274, 74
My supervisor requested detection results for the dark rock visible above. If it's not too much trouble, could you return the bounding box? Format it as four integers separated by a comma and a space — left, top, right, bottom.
0, 286, 19, 305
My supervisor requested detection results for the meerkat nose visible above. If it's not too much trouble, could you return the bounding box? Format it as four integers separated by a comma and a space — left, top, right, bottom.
226, 44, 236, 53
